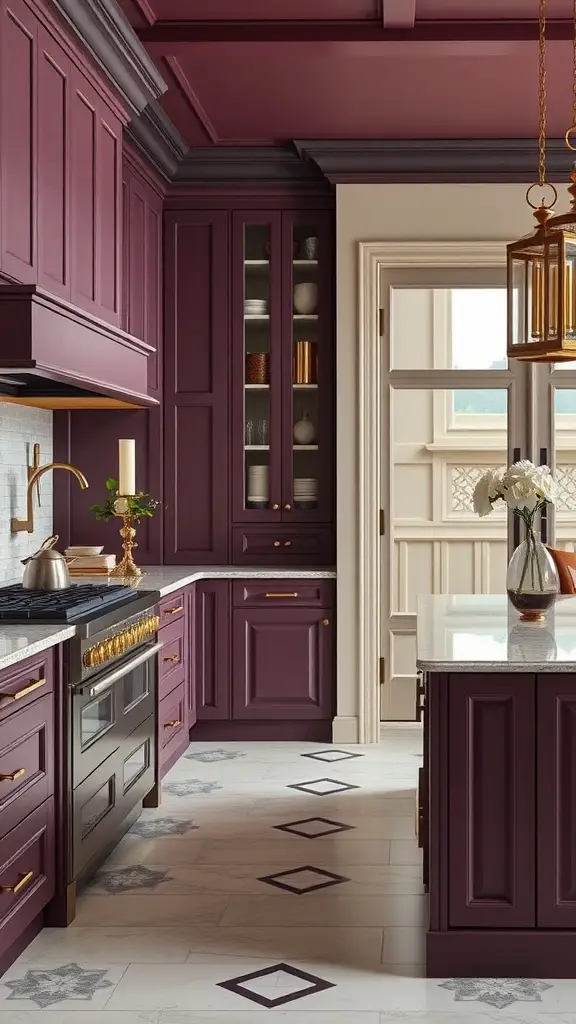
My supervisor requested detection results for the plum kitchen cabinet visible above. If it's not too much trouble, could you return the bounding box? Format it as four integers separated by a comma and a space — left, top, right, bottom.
426, 669, 576, 977
193, 580, 231, 723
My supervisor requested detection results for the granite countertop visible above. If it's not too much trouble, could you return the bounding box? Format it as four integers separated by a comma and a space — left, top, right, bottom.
0, 566, 336, 672
417, 594, 576, 672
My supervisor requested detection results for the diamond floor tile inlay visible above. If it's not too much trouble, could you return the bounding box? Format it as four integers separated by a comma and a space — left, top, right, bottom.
273, 816, 357, 838
4, 964, 114, 1008
301, 749, 365, 762
129, 816, 199, 838
217, 961, 336, 1007
439, 977, 554, 1008
258, 865, 351, 894
287, 778, 361, 796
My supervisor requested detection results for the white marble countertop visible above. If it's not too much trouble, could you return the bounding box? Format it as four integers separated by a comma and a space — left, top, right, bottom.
417, 594, 576, 672
0, 566, 336, 673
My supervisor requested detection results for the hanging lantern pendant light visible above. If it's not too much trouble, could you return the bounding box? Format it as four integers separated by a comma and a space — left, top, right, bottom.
506, 0, 564, 361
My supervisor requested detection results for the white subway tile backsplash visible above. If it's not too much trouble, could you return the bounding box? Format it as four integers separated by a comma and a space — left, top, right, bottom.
0, 403, 53, 583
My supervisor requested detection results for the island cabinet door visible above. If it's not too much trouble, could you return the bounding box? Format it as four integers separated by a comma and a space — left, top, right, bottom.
536, 676, 576, 927
447, 673, 536, 928
232, 608, 333, 720
193, 580, 231, 722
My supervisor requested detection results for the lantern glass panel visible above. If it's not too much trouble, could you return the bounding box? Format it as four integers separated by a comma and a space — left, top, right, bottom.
544, 240, 560, 342
564, 239, 576, 341
509, 255, 528, 350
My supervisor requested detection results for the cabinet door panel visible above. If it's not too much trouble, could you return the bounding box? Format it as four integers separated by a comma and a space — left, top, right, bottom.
0, 0, 36, 282
537, 676, 576, 927
194, 580, 230, 721
233, 608, 333, 720
96, 113, 120, 322
448, 673, 535, 928
70, 71, 96, 309
37, 27, 69, 298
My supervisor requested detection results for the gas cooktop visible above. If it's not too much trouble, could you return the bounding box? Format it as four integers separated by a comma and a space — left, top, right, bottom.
0, 583, 139, 623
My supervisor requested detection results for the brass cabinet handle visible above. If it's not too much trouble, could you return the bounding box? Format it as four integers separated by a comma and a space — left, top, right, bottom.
163, 655, 180, 663
272, 503, 280, 510
0, 768, 26, 782
284, 541, 292, 547
265, 592, 298, 599
0, 870, 33, 894
284, 503, 291, 511
322, 618, 330, 625
164, 720, 181, 728
0, 678, 46, 702
165, 605, 183, 615
273, 540, 281, 547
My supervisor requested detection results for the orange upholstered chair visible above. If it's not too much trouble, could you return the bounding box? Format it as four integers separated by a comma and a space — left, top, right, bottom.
547, 546, 576, 594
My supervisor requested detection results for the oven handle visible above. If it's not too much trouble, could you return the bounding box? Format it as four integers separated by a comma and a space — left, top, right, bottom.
77, 642, 163, 697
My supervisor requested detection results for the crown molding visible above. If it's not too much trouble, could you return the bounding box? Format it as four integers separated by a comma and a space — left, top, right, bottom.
173, 146, 325, 185
294, 138, 574, 183
49, 0, 167, 115
125, 100, 189, 181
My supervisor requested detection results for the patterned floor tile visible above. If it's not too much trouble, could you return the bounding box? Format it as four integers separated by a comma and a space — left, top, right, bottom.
301, 749, 365, 763
216, 962, 336, 1008
287, 778, 361, 796
257, 865, 350, 894
273, 816, 356, 838
439, 977, 553, 1009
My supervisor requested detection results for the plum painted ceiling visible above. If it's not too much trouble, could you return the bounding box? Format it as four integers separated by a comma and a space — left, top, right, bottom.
119, 0, 576, 144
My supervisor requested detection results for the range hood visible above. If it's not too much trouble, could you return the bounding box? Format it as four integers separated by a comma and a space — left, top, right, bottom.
0, 285, 158, 409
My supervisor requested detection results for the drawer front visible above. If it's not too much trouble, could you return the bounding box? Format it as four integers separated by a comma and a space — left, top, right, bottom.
233, 526, 334, 564
0, 695, 54, 841
233, 580, 333, 608
158, 618, 186, 699
0, 798, 55, 951
159, 682, 187, 769
0, 653, 53, 724
158, 590, 187, 629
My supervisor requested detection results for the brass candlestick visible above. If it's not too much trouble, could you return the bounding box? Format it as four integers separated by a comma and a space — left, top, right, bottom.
109, 496, 144, 580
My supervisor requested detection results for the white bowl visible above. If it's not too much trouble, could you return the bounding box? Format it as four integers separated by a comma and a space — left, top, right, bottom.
65, 546, 104, 556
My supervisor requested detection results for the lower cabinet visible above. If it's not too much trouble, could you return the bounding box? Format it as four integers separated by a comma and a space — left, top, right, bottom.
193, 578, 334, 739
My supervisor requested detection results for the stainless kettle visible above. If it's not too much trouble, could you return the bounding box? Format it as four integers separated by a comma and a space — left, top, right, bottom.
21, 534, 73, 590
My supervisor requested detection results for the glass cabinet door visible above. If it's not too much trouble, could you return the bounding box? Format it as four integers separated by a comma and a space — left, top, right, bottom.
282, 210, 333, 522
232, 212, 282, 521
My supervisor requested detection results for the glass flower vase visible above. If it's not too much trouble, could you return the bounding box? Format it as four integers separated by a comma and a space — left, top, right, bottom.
506, 528, 559, 621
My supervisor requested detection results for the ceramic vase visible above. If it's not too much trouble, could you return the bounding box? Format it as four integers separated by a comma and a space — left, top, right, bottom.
293, 282, 318, 315
293, 412, 316, 445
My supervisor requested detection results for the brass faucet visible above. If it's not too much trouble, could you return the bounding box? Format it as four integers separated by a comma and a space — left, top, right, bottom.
11, 462, 89, 534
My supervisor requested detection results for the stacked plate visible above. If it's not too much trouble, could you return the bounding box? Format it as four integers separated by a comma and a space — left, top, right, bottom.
247, 464, 269, 508
244, 298, 268, 316
294, 477, 318, 509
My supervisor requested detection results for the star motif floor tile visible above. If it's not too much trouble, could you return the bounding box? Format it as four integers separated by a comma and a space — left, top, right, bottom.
258, 865, 350, 894
301, 749, 365, 763
162, 779, 223, 797
439, 977, 553, 1009
217, 961, 335, 1007
4, 963, 113, 1008
287, 778, 361, 797
273, 817, 357, 838
185, 749, 246, 762
90, 865, 171, 893
129, 816, 199, 838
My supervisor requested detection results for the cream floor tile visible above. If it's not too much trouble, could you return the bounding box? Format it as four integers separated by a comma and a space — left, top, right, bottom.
382, 925, 427, 964
121, 810, 414, 842
0, 1014, 158, 1023
0, 962, 127, 1012
71, 894, 230, 928
18, 927, 204, 964
181, 926, 383, 966
160, 1014, 380, 1024
219, 893, 427, 927
104, 837, 206, 867
194, 838, 392, 865
390, 839, 424, 865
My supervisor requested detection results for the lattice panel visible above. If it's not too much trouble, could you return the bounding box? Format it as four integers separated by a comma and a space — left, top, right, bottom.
451, 465, 505, 514
556, 465, 576, 512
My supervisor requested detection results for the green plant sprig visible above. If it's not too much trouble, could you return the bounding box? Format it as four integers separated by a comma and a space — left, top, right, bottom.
89, 477, 159, 523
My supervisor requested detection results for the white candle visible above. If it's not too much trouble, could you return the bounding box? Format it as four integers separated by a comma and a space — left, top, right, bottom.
118, 439, 136, 496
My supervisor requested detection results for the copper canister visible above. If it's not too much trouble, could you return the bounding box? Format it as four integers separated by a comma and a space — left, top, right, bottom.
246, 352, 269, 384
294, 340, 317, 384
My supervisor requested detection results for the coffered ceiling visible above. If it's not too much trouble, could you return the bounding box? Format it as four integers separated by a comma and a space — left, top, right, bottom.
119, 0, 576, 144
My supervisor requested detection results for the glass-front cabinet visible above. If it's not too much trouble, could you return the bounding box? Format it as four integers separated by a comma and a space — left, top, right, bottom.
232, 208, 333, 542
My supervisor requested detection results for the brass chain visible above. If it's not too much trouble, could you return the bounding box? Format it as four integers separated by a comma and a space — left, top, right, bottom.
538, 0, 547, 186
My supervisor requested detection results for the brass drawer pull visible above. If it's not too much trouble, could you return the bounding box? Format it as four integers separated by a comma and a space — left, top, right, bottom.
0, 768, 26, 782
165, 605, 184, 615
265, 592, 298, 599
0, 870, 33, 894
0, 678, 46, 702
163, 655, 180, 663
164, 720, 181, 728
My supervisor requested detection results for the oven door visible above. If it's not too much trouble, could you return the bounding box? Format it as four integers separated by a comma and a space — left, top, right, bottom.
73, 642, 160, 787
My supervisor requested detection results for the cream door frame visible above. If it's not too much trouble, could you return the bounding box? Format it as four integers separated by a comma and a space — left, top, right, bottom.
355, 241, 508, 743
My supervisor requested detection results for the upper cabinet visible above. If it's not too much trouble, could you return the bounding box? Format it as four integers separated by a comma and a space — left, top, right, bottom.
0, 0, 125, 325
232, 208, 334, 563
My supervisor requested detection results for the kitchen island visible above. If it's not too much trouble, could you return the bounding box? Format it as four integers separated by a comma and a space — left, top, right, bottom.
418, 594, 576, 978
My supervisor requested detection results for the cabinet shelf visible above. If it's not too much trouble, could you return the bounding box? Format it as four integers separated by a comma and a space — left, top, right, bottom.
293, 260, 318, 266
245, 444, 269, 450
244, 260, 318, 267
293, 383, 318, 390
245, 383, 270, 390
293, 314, 318, 320
294, 445, 319, 451
244, 314, 269, 320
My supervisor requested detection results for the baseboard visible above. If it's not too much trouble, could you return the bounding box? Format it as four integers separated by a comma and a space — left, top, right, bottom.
331, 716, 359, 744
427, 930, 576, 977
190, 720, 333, 742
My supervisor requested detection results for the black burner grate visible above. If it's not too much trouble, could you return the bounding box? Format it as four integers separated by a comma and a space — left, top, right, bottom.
0, 584, 138, 622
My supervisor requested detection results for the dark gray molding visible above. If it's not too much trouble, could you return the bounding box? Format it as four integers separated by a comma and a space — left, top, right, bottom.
125, 100, 189, 181
49, 0, 167, 116
173, 146, 324, 185
294, 139, 575, 183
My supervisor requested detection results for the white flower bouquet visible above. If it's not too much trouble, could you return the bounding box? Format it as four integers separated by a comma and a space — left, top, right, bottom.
473, 460, 559, 615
